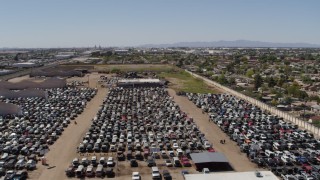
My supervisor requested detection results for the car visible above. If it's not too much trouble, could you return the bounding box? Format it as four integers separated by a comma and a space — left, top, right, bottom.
65, 166, 75, 177
85, 165, 95, 177
26, 160, 36, 170
181, 159, 191, 167
4, 170, 16, 180
172, 143, 179, 149
132, 172, 141, 180
165, 159, 173, 167
81, 157, 90, 167
0, 167, 6, 177
161, 151, 169, 159
105, 167, 115, 178
152, 167, 161, 180
163, 170, 172, 180
95, 164, 105, 177
107, 157, 115, 167
13, 170, 28, 180
15, 159, 26, 170
128, 158, 137, 167
147, 157, 156, 167
202, 168, 210, 174
91, 156, 97, 167
72, 158, 79, 168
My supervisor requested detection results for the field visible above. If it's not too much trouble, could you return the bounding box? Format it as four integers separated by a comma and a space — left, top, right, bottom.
158, 70, 220, 94
60, 64, 220, 93
61, 64, 178, 73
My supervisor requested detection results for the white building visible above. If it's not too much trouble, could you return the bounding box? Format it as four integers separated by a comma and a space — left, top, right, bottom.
184, 171, 278, 180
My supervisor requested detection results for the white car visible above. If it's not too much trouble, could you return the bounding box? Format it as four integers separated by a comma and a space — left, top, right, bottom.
165, 159, 173, 167
172, 143, 179, 149
107, 157, 114, 167
132, 172, 141, 180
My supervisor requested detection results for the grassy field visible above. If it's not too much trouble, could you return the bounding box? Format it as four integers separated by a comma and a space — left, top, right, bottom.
95, 64, 178, 72
158, 70, 219, 94
60, 64, 219, 93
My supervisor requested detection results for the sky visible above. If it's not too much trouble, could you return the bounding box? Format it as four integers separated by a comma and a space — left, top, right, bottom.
0, 0, 319, 48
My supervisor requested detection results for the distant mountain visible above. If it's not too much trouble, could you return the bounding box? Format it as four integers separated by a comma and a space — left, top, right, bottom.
140, 40, 320, 48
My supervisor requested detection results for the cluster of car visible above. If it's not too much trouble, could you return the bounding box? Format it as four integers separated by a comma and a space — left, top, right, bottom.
66, 156, 116, 178
187, 93, 320, 180
67, 87, 215, 179
0, 87, 97, 179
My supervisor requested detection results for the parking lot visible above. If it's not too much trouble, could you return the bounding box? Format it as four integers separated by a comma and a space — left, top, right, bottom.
65, 86, 212, 179
0, 75, 97, 179
186, 93, 320, 180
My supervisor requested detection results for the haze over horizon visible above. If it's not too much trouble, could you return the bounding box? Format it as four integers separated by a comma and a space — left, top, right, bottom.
1, 0, 319, 48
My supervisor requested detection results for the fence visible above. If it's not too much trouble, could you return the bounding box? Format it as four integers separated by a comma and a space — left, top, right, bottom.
186, 70, 320, 137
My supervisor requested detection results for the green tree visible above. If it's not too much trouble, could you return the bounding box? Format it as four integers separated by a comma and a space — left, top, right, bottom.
254, 74, 263, 90
246, 69, 254, 78
218, 74, 228, 85
268, 77, 277, 87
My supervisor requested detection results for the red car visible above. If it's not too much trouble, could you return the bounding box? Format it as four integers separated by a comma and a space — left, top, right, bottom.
182, 159, 191, 167
207, 147, 216, 152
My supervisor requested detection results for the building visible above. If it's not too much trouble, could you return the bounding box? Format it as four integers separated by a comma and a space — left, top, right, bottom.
184, 171, 278, 180
190, 152, 232, 171
0, 69, 14, 75
12, 62, 41, 68
117, 79, 164, 88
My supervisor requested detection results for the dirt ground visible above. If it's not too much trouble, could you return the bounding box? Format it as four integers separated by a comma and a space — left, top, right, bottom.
7, 75, 31, 82
167, 89, 259, 172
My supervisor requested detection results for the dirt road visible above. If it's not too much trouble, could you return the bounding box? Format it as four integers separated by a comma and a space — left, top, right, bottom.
167, 89, 258, 172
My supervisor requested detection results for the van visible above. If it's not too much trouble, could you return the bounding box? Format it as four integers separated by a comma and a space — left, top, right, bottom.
152, 167, 161, 179
173, 157, 181, 167
96, 164, 104, 177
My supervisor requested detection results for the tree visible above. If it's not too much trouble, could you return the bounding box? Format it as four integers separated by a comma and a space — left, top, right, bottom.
217, 74, 228, 85
245, 69, 254, 78
254, 74, 263, 90
228, 77, 236, 85
268, 77, 277, 87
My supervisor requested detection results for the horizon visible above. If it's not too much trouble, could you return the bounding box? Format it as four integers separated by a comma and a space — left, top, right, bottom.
1, 0, 320, 48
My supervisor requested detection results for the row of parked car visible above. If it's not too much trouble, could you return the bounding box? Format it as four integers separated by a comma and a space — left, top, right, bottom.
187, 93, 320, 180
0, 87, 97, 179
67, 86, 215, 178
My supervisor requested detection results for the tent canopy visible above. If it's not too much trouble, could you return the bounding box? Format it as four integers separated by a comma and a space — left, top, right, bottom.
190, 152, 229, 164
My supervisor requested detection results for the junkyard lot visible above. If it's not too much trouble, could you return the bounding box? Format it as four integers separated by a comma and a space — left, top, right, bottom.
18, 73, 259, 180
